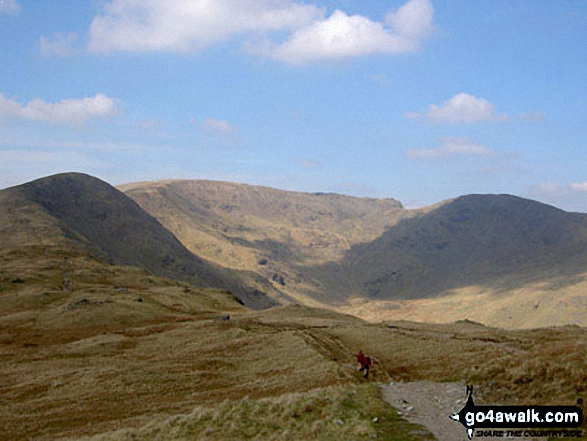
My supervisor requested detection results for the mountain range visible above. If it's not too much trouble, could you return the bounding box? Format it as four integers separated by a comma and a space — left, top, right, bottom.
2, 172, 587, 328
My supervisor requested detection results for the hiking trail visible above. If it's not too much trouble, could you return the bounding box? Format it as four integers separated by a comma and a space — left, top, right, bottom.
381, 381, 534, 441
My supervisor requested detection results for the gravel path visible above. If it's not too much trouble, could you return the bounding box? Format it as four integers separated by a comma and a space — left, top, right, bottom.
381, 381, 534, 441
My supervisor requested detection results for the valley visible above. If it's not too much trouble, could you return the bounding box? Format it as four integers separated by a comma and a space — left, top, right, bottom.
1, 173, 586, 439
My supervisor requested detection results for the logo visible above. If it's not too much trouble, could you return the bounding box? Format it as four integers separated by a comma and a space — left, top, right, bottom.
450, 385, 584, 439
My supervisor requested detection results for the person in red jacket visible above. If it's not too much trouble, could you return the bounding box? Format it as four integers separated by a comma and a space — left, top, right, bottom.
360, 355, 372, 379
356, 350, 365, 370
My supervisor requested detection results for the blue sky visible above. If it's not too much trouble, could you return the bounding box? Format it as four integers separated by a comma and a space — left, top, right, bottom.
1, 0, 587, 211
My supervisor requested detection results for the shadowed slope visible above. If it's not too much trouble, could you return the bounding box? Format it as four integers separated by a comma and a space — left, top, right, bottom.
1, 173, 277, 308
309, 194, 587, 302
121, 180, 587, 310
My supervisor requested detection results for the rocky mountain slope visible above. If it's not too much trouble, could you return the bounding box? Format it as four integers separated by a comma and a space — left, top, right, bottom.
3, 173, 587, 326
120, 179, 407, 306
0, 173, 277, 308
121, 179, 587, 327
309, 193, 587, 301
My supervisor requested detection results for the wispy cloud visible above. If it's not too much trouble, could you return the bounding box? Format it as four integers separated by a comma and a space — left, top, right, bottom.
370, 74, 392, 85
0, 93, 122, 126
138, 119, 165, 130
190, 117, 241, 145
520, 111, 547, 122
0, 0, 19, 14
191, 118, 238, 136
83, 0, 434, 64
534, 182, 587, 195
406, 137, 495, 159
407, 93, 508, 124
293, 157, 323, 169
570, 182, 587, 192
39, 33, 79, 58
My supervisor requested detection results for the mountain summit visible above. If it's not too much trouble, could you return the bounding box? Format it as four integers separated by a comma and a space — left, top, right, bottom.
0, 173, 277, 308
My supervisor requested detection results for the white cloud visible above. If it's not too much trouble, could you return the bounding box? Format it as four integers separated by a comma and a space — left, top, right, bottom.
88, 0, 323, 53
190, 117, 241, 145
406, 137, 495, 159
0, 93, 121, 126
0, 0, 19, 14
385, 0, 434, 39
39, 33, 79, 57
259, 0, 435, 64
410, 93, 509, 124
86, 0, 434, 64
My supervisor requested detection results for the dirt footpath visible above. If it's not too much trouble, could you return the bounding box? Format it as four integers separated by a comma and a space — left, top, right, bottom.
381, 381, 534, 441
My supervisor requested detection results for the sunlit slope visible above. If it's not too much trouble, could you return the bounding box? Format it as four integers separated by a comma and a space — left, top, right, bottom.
120, 179, 406, 304
121, 179, 587, 327
1, 173, 277, 308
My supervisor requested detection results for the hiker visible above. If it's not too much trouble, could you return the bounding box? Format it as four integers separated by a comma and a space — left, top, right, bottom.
360, 355, 372, 379
356, 350, 365, 371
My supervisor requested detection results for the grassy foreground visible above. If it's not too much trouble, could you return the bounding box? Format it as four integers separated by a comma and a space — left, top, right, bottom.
75, 384, 433, 441
2, 246, 586, 440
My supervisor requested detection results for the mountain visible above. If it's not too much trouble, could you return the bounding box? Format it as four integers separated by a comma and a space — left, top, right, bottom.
121, 180, 587, 328
4, 173, 587, 327
0, 173, 277, 308
119, 179, 407, 306
309, 194, 587, 301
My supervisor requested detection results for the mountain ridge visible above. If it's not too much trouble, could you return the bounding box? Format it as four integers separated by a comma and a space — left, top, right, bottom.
3, 172, 587, 327
0, 173, 279, 309
120, 177, 587, 327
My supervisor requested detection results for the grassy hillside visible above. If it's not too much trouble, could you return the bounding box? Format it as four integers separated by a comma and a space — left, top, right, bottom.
120, 179, 407, 306
2, 262, 586, 439
1, 173, 279, 308
0, 247, 434, 440
122, 180, 587, 327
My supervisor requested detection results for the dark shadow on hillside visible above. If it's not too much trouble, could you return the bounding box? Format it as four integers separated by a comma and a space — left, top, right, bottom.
299, 194, 587, 303
10, 173, 278, 309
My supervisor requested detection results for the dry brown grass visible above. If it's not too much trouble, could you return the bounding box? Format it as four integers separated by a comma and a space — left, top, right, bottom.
2, 248, 586, 439
338, 277, 587, 329
72, 384, 434, 441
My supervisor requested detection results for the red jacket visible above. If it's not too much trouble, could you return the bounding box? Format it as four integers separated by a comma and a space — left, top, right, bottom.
363, 356, 372, 368
357, 351, 365, 365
